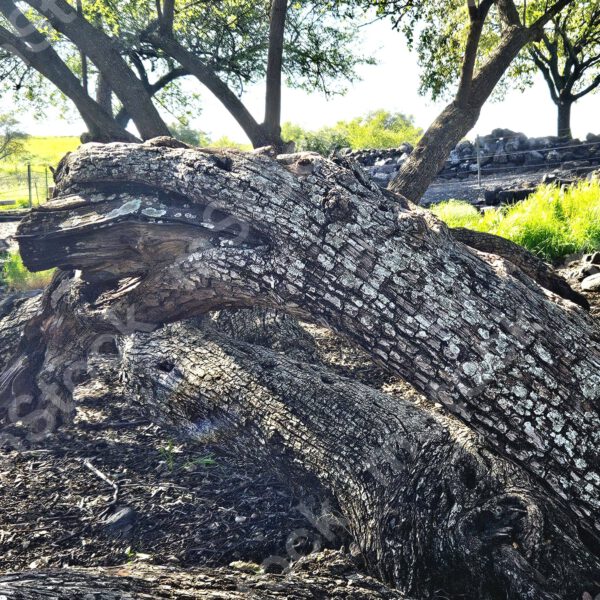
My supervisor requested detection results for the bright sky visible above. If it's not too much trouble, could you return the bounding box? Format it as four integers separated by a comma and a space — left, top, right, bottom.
5, 19, 599, 142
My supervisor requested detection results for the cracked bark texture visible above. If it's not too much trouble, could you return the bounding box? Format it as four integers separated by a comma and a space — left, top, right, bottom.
1, 139, 599, 597
119, 318, 599, 598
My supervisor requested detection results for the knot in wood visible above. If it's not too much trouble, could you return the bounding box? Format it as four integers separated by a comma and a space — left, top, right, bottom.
323, 190, 352, 222
143, 136, 192, 150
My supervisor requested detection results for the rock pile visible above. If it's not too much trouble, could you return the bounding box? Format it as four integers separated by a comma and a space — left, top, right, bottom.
343, 129, 600, 188
572, 252, 600, 292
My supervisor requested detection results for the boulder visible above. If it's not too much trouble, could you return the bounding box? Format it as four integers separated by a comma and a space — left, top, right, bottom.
581, 273, 600, 291
585, 252, 600, 265
546, 150, 562, 163
525, 150, 545, 165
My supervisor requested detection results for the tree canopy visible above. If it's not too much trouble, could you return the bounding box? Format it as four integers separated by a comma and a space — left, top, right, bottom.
0, 0, 371, 146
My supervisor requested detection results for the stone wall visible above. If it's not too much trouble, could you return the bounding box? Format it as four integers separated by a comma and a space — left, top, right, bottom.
343, 129, 600, 187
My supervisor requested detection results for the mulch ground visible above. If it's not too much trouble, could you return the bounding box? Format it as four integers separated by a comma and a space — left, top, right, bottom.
0, 375, 324, 573
0, 247, 597, 578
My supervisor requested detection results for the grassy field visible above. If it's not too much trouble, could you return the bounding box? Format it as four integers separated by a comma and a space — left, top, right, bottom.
431, 179, 600, 261
1, 251, 54, 291
0, 136, 80, 208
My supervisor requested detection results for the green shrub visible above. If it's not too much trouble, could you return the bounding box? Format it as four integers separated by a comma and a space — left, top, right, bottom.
2, 251, 54, 291
282, 109, 423, 155
430, 179, 600, 261
209, 136, 252, 151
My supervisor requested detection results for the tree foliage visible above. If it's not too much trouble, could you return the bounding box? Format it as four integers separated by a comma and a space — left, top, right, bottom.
0, 0, 371, 143
381, 0, 600, 135
282, 109, 422, 154
0, 114, 27, 161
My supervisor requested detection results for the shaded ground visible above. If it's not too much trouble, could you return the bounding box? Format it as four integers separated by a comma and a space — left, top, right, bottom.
0, 375, 330, 572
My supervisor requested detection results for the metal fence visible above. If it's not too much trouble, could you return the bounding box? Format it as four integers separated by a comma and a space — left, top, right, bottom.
0, 164, 51, 209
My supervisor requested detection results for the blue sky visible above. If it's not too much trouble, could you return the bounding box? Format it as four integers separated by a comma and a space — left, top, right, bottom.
3, 19, 599, 142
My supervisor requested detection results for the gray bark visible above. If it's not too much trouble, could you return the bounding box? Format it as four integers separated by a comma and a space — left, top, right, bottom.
1, 140, 599, 597
118, 317, 600, 598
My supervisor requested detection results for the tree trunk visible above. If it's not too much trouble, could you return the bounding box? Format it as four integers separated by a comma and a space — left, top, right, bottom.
263, 0, 288, 150
96, 73, 113, 117
11, 141, 600, 530
389, 25, 537, 203
557, 99, 573, 138
24, 0, 170, 140
118, 317, 599, 598
388, 102, 481, 202
2, 141, 600, 597
0, 4, 136, 143
0, 552, 406, 599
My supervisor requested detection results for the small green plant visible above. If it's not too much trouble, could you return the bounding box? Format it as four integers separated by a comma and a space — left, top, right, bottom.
159, 441, 216, 472
159, 439, 177, 472
182, 454, 217, 471
431, 179, 600, 261
2, 251, 54, 291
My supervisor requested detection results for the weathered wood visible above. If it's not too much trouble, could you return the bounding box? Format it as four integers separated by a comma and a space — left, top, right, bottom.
0, 551, 407, 599
119, 318, 600, 598
451, 227, 590, 309
12, 140, 598, 531
1, 140, 599, 597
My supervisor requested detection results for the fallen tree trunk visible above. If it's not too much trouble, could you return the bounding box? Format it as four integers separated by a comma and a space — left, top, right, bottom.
1, 140, 599, 597
450, 227, 590, 309
0, 551, 406, 599
117, 317, 600, 598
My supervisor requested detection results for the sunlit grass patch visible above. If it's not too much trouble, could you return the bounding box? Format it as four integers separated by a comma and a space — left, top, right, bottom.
2, 251, 54, 291
430, 179, 600, 261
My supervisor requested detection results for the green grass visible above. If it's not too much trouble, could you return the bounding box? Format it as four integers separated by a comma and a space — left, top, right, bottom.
19, 136, 80, 166
0, 136, 80, 209
431, 179, 600, 261
2, 251, 54, 291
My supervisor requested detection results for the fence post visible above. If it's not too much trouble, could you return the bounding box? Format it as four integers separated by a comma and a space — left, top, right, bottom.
27, 163, 32, 209
475, 135, 482, 190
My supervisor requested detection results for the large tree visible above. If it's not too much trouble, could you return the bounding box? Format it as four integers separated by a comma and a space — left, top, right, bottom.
0, 139, 598, 598
0, 0, 366, 147
398, 0, 600, 139
525, 0, 600, 138
376, 0, 578, 201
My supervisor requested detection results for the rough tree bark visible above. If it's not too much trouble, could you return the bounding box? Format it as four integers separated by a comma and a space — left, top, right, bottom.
0, 551, 406, 599
1, 140, 599, 597
557, 98, 573, 139
118, 317, 599, 598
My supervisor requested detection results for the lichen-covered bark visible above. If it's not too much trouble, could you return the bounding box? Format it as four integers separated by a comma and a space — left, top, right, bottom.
450, 227, 589, 309
12, 140, 598, 534
118, 318, 599, 598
